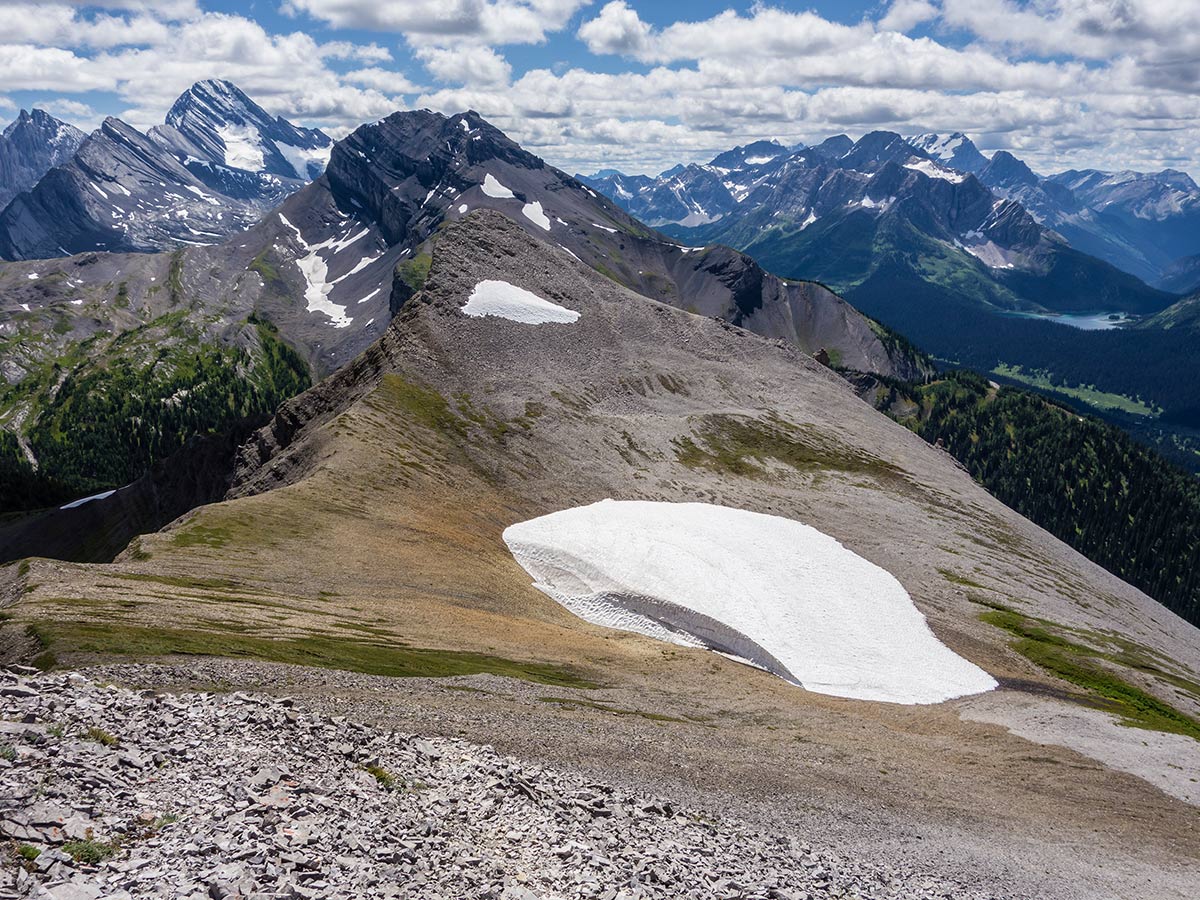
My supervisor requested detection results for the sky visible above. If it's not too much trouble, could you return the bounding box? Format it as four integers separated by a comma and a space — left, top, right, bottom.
1, 1, 1197, 177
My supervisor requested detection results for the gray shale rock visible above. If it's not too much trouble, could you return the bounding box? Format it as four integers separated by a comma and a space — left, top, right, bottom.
0, 667, 999, 900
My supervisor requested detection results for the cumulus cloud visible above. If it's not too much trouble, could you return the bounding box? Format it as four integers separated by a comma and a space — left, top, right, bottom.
879, 0, 940, 33
283, 0, 591, 44
1, 0, 1198, 177
415, 43, 513, 86
576, 1, 651, 56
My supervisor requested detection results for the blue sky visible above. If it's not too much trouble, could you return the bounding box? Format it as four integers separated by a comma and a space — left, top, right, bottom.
1, 1, 1196, 176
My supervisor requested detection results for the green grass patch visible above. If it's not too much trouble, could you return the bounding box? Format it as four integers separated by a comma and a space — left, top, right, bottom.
673, 413, 904, 483
32, 620, 597, 689
993, 364, 1158, 417
62, 839, 118, 865
374, 375, 466, 441
15, 844, 40, 862
83, 726, 119, 747
395, 252, 432, 293
363, 764, 396, 789
248, 251, 282, 286
937, 568, 985, 589
981, 607, 1200, 740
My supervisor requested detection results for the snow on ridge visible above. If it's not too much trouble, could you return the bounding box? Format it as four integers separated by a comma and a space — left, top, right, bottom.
461, 280, 579, 325
904, 159, 966, 183
481, 173, 515, 199
522, 200, 551, 230
504, 500, 997, 705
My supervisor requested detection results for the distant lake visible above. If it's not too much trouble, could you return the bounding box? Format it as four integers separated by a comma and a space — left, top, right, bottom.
1007, 310, 1134, 331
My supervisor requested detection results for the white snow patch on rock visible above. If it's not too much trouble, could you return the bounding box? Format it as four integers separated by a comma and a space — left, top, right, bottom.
481, 173, 514, 199
522, 200, 551, 230
458, 204, 469, 213
277, 141, 331, 180
462, 280, 579, 325
60, 489, 117, 510
218, 123, 266, 172
904, 159, 966, 183
504, 500, 997, 705
278, 213, 363, 328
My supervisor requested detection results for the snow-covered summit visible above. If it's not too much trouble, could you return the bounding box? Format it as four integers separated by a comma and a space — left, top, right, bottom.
151, 79, 331, 181
906, 132, 989, 174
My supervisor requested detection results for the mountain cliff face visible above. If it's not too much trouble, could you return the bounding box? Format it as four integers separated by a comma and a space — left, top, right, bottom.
0, 109, 85, 209
3, 211, 1198, 900
0, 81, 329, 261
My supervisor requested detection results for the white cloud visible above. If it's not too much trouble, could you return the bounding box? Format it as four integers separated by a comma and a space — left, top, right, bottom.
576, 1, 651, 55
0, 0, 1198, 178
283, 0, 591, 44
343, 67, 420, 94
879, 0, 940, 33
415, 43, 513, 86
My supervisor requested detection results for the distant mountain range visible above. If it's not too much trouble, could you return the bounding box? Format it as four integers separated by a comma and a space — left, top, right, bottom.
0, 80, 331, 260
581, 131, 1200, 293
581, 132, 1200, 470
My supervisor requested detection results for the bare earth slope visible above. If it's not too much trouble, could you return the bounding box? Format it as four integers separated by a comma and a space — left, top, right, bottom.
3, 212, 1199, 898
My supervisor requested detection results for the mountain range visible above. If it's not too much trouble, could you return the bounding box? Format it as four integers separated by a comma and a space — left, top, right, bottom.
0, 86, 926, 516
0, 80, 331, 260
581, 131, 1200, 470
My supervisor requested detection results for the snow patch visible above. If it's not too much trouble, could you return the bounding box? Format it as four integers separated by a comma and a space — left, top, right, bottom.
503, 500, 997, 705
217, 123, 266, 172
276, 141, 331, 180
481, 173, 514, 199
277, 213, 362, 328
522, 200, 551, 230
904, 159, 966, 183
60, 489, 117, 510
26, 273, 38, 280
591, 222, 618, 233
458, 204, 469, 213
461, 280, 579, 325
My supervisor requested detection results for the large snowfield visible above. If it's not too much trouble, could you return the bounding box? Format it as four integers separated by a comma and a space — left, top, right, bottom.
503, 500, 998, 705
462, 280, 580, 324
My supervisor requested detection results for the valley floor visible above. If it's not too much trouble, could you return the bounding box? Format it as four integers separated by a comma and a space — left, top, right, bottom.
4, 662, 1195, 900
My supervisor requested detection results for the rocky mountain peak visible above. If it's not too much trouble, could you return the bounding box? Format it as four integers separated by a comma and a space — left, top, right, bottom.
708, 139, 789, 171
154, 79, 331, 181
906, 132, 989, 174
0, 107, 86, 208
980, 150, 1039, 188
840, 131, 928, 172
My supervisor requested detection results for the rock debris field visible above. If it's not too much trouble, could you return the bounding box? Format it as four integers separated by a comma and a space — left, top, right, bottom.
0, 667, 1004, 900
